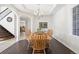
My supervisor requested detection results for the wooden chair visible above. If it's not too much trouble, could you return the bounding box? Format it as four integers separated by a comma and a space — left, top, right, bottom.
47, 29, 53, 37
46, 29, 53, 48
25, 29, 32, 38
32, 34, 46, 54
25, 28, 33, 48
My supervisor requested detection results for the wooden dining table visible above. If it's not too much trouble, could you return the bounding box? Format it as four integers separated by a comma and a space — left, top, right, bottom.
28, 31, 52, 49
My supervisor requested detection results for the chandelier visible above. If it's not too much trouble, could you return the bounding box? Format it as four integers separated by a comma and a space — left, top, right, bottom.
34, 4, 40, 17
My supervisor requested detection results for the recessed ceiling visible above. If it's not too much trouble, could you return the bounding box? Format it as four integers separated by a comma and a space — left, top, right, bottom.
12, 4, 56, 16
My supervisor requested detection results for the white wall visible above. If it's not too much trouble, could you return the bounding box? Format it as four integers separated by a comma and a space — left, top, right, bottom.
32, 16, 53, 32
52, 4, 79, 53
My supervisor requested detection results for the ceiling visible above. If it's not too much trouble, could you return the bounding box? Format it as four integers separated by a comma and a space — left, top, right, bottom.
0, 4, 65, 17
12, 4, 56, 16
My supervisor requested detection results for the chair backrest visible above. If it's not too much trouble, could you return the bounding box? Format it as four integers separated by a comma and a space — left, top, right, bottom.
32, 39, 46, 50
47, 29, 53, 37
32, 34, 47, 50
25, 28, 32, 39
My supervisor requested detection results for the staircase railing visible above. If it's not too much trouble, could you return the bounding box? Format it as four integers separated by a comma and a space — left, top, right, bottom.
0, 8, 12, 21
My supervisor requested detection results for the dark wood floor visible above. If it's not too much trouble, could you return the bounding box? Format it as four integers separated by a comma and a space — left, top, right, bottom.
0, 25, 14, 41
0, 38, 75, 54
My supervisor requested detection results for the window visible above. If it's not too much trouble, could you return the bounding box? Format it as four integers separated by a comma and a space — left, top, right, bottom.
39, 22, 48, 29
73, 5, 79, 36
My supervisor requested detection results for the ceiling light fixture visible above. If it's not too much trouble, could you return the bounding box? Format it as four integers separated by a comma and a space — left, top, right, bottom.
34, 4, 40, 17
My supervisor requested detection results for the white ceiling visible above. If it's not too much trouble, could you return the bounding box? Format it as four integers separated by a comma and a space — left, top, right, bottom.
0, 4, 65, 17
12, 4, 56, 16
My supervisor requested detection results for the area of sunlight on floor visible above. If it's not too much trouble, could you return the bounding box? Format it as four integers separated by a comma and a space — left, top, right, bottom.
0, 38, 16, 53
0, 32, 28, 53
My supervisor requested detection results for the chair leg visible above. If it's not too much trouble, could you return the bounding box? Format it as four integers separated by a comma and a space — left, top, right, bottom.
27, 42, 30, 50
44, 49, 46, 54
32, 49, 35, 54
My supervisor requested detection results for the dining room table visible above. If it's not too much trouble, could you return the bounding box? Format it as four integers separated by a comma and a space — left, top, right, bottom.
28, 31, 52, 49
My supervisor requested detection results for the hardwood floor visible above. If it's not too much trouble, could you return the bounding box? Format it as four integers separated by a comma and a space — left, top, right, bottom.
1, 38, 75, 54
0, 25, 14, 41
